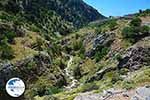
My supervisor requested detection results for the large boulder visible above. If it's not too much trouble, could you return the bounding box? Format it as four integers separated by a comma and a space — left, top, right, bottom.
118, 46, 150, 70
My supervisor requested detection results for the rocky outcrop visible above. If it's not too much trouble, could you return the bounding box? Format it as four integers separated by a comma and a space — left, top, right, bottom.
0, 52, 67, 99
118, 46, 150, 70
74, 92, 102, 100
74, 86, 150, 100
0, 52, 66, 89
93, 33, 115, 49
0, 61, 17, 87
85, 33, 115, 57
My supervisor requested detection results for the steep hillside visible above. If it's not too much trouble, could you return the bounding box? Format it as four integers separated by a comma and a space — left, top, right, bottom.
0, 0, 105, 35
0, 0, 106, 100
53, 11, 150, 100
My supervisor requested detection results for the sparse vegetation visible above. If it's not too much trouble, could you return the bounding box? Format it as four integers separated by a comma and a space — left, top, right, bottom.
122, 17, 150, 43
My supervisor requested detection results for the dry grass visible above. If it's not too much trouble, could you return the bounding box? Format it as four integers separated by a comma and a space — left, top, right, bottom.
10, 31, 41, 62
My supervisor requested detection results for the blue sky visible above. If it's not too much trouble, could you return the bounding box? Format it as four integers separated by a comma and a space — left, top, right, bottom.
84, 0, 150, 17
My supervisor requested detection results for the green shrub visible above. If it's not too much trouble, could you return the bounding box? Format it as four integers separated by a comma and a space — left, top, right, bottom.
130, 17, 142, 27
45, 86, 63, 95
50, 43, 62, 56
80, 83, 99, 92
94, 45, 110, 62
27, 61, 37, 70
122, 81, 135, 90
34, 86, 62, 97
122, 19, 149, 43
111, 73, 123, 84
140, 25, 150, 34
75, 34, 80, 39
95, 27, 102, 34
108, 19, 118, 31
116, 54, 122, 61
72, 40, 83, 51
79, 46, 85, 59
36, 37, 44, 51
29, 24, 40, 32
119, 68, 129, 75
73, 65, 81, 79
0, 39, 14, 60
54, 58, 66, 69
122, 27, 134, 38
6, 31, 16, 43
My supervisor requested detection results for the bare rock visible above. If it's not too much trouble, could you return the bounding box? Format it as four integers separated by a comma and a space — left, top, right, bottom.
118, 46, 150, 70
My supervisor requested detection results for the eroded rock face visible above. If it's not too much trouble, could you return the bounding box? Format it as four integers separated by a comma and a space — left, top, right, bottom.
93, 33, 115, 49
0, 52, 66, 89
74, 86, 150, 100
118, 47, 150, 70
85, 33, 115, 57
0, 53, 67, 99
74, 92, 102, 100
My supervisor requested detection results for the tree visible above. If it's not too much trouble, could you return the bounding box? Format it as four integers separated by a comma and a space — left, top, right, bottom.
139, 9, 143, 13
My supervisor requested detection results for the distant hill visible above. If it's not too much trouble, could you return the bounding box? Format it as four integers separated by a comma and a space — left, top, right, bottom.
0, 0, 105, 35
